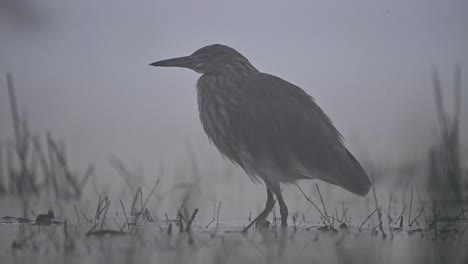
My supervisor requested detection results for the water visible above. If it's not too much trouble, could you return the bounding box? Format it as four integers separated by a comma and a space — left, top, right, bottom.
0, 215, 467, 264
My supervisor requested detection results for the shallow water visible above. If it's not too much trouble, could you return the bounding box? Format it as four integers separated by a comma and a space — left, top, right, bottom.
0, 191, 467, 264
0, 218, 467, 264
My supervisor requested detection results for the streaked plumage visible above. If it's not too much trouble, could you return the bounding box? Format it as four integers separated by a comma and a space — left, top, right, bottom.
151, 44, 371, 228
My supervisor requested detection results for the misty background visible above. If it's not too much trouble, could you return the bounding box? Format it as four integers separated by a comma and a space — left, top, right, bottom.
0, 0, 467, 221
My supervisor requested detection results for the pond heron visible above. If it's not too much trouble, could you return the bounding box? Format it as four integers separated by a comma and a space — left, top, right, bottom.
150, 44, 371, 229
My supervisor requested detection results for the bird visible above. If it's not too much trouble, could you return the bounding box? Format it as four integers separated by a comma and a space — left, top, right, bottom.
150, 44, 371, 229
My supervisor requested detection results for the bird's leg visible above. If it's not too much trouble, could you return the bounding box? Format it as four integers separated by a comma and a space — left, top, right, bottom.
276, 192, 288, 227
242, 187, 275, 233
255, 188, 275, 227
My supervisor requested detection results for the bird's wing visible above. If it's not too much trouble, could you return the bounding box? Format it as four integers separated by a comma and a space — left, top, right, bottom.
235, 72, 370, 195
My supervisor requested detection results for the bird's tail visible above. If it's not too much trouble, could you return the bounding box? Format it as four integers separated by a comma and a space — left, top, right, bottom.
335, 149, 371, 196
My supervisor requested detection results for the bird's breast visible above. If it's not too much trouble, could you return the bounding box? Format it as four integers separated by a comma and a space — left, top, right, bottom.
196, 74, 246, 161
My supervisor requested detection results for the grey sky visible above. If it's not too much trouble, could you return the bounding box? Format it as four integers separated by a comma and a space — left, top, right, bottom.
0, 0, 467, 216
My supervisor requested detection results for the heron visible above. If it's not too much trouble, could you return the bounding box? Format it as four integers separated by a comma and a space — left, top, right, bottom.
150, 44, 371, 229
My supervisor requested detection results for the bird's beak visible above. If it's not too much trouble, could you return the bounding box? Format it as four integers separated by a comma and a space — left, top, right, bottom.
149, 56, 195, 68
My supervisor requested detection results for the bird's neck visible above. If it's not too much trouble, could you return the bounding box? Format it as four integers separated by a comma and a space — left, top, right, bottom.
206, 64, 258, 81
197, 71, 250, 91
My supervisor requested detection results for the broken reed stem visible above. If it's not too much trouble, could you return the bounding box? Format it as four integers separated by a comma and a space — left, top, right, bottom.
6, 73, 22, 155
94, 196, 101, 223
292, 213, 297, 230
340, 208, 349, 223
387, 193, 393, 223
296, 184, 329, 225
32, 138, 51, 187
398, 214, 404, 228
409, 207, 425, 227
141, 179, 160, 215
204, 218, 215, 229
395, 208, 406, 228
167, 223, 172, 235
7, 73, 37, 206
204, 201, 220, 230
371, 174, 386, 238
97, 197, 109, 218
80, 209, 90, 222
432, 200, 438, 240
301, 213, 306, 226
453, 64, 462, 133
334, 208, 339, 225
215, 201, 222, 235
408, 184, 413, 226
340, 201, 348, 223
451, 208, 468, 225
359, 209, 377, 231
0, 146, 4, 193
319, 216, 328, 227
120, 200, 129, 231
178, 213, 185, 232
431, 67, 463, 201
185, 208, 199, 232
387, 193, 394, 237
73, 204, 80, 223
373, 222, 383, 231
47, 138, 81, 197
212, 200, 217, 220
315, 183, 331, 225
140, 188, 144, 214
131, 179, 160, 227
432, 70, 448, 135
46, 133, 59, 196
130, 188, 142, 216
99, 200, 111, 230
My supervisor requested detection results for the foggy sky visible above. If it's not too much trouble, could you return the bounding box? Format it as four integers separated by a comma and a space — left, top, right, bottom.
0, 0, 467, 216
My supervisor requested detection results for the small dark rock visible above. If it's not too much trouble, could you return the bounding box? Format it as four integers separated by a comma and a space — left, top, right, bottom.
35, 210, 54, 225
318, 225, 337, 232
255, 219, 271, 230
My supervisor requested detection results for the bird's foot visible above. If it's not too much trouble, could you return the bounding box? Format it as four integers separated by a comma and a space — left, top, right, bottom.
255, 219, 271, 230
281, 219, 288, 228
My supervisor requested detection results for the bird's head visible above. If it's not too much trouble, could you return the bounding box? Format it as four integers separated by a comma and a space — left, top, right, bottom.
150, 44, 257, 74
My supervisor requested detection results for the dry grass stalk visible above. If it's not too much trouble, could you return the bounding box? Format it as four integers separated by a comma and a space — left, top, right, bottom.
185, 208, 199, 232
370, 174, 386, 238
429, 67, 464, 201
409, 207, 425, 227
296, 184, 330, 226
